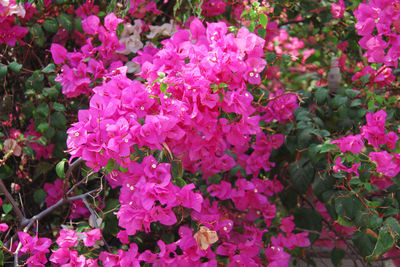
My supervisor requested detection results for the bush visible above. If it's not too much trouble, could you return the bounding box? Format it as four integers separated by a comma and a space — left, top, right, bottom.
1, 0, 400, 266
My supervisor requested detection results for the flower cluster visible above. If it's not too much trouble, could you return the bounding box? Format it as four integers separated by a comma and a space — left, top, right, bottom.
17, 228, 101, 266
0, 0, 29, 46
331, 110, 400, 189
63, 16, 304, 265
52, 13, 125, 98
354, 0, 400, 66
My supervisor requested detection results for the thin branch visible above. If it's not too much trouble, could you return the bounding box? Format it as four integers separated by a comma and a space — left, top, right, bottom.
63, 158, 83, 200
22, 189, 99, 230
287, 179, 368, 267
67, 170, 94, 195
0, 179, 27, 224
14, 189, 100, 266
82, 197, 110, 252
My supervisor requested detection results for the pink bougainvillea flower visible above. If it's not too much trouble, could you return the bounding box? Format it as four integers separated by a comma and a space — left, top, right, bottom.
331, 134, 364, 154
82, 15, 100, 35
50, 43, 67, 64
370, 151, 400, 178
81, 228, 102, 247
331, 0, 345, 19
56, 229, 78, 248
0, 223, 8, 232
333, 157, 360, 176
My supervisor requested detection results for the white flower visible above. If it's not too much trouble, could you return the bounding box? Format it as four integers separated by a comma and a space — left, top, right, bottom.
125, 61, 141, 74
119, 33, 143, 54
1, 0, 26, 18
147, 20, 177, 39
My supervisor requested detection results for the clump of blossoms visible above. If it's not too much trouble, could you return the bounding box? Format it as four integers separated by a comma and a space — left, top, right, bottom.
331, 110, 400, 190
354, 0, 400, 66
0, 0, 29, 46
52, 13, 126, 98
63, 15, 306, 265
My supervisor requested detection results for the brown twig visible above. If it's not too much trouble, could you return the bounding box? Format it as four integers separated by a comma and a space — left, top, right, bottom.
0, 179, 27, 225
67, 170, 94, 195
63, 158, 83, 200
286, 178, 368, 267
14, 189, 100, 266
82, 197, 110, 252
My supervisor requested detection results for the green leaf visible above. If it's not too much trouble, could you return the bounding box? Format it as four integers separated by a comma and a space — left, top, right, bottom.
34, 161, 53, 179
171, 160, 184, 180
56, 159, 67, 178
248, 21, 256, 32
345, 89, 360, 98
353, 230, 377, 257
22, 146, 35, 158
75, 17, 84, 33
331, 247, 345, 267
42, 18, 59, 33
160, 83, 168, 93
0, 250, 3, 266
36, 102, 49, 117
105, 159, 116, 173
50, 112, 67, 129
175, 177, 187, 188
42, 63, 56, 74
33, 189, 47, 205
52, 102, 66, 112
360, 73, 371, 84
43, 87, 59, 99
259, 13, 268, 28
103, 198, 119, 236
30, 23, 46, 47
266, 53, 277, 63
2, 203, 12, 214
366, 226, 394, 262
161, 233, 175, 244
36, 136, 47, 146
350, 99, 362, 107
257, 27, 266, 39
335, 194, 362, 220
332, 95, 348, 107
36, 122, 49, 133
57, 13, 74, 33
294, 107, 310, 121
312, 173, 335, 198
219, 92, 224, 102
294, 208, 322, 243
0, 64, 7, 78
0, 165, 12, 179
173, 0, 183, 17
384, 217, 400, 240
26, 71, 45, 92
46, 127, 56, 139
9, 61, 22, 73
289, 158, 314, 194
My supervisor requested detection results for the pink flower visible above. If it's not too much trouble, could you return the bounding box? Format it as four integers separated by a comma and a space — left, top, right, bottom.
49, 247, 72, 265
331, 0, 345, 19
370, 151, 400, 178
0, 223, 7, 232
56, 229, 78, 248
81, 228, 101, 247
202, 0, 226, 17
82, 15, 100, 35
50, 43, 67, 64
280, 216, 294, 233
331, 134, 364, 154
332, 157, 360, 176
104, 13, 123, 31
